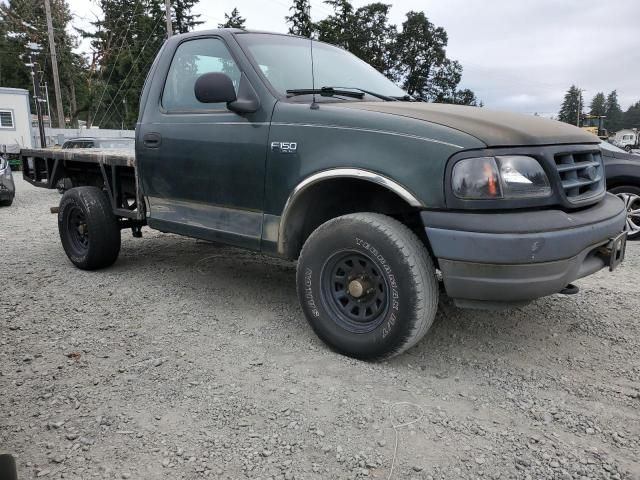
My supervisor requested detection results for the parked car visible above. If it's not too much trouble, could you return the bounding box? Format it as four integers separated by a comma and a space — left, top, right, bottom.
601, 141, 640, 238
0, 154, 15, 206
19, 29, 628, 360
62, 137, 135, 150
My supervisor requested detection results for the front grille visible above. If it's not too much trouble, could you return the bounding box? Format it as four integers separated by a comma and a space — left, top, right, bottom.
553, 151, 604, 203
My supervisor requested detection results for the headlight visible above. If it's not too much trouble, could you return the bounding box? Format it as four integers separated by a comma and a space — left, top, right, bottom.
452, 155, 551, 200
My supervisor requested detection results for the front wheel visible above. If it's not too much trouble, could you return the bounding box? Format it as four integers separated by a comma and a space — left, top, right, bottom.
296, 213, 438, 360
609, 186, 640, 239
58, 187, 121, 269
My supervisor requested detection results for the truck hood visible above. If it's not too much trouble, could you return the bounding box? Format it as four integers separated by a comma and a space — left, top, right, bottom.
337, 102, 599, 148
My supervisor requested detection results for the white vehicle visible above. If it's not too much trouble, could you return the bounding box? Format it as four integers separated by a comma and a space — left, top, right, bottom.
613, 129, 639, 152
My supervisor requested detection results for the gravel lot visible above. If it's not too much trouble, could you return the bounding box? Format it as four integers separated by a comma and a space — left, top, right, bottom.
1, 175, 639, 480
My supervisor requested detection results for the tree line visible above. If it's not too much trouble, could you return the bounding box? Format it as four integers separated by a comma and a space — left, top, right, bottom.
558, 86, 640, 132
0, 0, 479, 130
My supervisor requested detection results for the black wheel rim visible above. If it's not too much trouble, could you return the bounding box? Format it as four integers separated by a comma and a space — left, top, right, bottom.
321, 251, 389, 333
65, 205, 89, 254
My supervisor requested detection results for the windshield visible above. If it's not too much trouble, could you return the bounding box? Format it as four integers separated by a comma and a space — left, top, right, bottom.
236, 33, 407, 100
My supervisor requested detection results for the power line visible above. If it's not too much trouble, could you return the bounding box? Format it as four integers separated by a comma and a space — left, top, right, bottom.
96, 16, 164, 127
100, 40, 164, 128
91, 4, 141, 120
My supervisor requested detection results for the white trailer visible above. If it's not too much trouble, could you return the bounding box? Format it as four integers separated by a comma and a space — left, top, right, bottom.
612, 129, 639, 152
0, 87, 34, 156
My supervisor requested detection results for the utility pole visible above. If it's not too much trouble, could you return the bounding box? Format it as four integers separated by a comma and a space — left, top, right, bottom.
44, 0, 65, 128
576, 95, 581, 127
164, 0, 173, 37
576, 88, 585, 128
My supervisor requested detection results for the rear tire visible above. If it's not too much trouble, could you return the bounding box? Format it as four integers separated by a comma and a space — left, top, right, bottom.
0, 198, 13, 207
58, 187, 121, 269
296, 213, 438, 360
609, 185, 640, 240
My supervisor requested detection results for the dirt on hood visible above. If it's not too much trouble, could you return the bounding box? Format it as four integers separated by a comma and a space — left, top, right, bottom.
338, 102, 600, 148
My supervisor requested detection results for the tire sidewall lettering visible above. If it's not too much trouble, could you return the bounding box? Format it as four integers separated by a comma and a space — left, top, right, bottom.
303, 267, 320, 318
355, 237, 400, 338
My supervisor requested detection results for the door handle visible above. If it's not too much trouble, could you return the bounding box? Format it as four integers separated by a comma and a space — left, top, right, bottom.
143, 133, 161, 148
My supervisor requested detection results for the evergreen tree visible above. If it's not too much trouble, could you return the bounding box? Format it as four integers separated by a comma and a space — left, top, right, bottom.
314, 5, 476, 103
350, 3, 396, 76
219, 8, 246, 29
172, 0, 203, 34
391, 11, 453, 101
84, 0, 200, 129
84, 0, 165, 128
286, 0, 313, 38
589, 92, 606, 116
623, 101, 640, 130
558, 85, 583, 125
605, 90, 623, 132
315, 0, 355, 50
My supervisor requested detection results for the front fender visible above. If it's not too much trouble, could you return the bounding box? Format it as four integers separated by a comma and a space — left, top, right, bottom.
265, 102, 484, 215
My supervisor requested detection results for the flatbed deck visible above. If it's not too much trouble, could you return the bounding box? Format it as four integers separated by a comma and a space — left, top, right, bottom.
21, 147, 143, 221
21, 148, 135, 168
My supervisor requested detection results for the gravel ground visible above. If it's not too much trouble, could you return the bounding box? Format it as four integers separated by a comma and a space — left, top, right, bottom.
1, 176, 639, 480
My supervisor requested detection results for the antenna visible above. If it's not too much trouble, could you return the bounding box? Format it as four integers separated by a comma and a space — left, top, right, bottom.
310, 37, 319, 110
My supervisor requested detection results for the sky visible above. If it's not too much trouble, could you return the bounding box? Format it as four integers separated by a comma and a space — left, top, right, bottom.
67, 0, 640, 116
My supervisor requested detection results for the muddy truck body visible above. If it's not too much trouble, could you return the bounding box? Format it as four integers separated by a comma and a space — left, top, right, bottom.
21, 29, 628, 359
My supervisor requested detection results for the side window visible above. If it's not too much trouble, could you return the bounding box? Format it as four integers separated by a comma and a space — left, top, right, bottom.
162, 38, 241, 112
0, 109, 14, 128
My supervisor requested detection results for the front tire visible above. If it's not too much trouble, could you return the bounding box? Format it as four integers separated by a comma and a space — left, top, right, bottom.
296, 213, 438, 360
58, 187, 121, 270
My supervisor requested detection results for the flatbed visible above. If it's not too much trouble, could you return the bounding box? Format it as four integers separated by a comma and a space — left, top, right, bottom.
21, 147, 141, 221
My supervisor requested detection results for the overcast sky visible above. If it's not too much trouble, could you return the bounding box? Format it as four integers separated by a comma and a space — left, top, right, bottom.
68, 0, 640, 115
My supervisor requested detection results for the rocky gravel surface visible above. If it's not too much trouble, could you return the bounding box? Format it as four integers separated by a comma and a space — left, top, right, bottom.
1, 176, 639, 480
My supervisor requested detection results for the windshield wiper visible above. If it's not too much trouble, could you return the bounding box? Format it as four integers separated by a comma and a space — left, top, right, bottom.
286, 87, 365, 99
332, 87, 399, 101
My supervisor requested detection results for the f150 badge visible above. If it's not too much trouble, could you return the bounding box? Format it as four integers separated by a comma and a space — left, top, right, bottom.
271, 141, 298, 153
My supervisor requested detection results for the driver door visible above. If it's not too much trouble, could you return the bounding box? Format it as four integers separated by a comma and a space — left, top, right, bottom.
138, 36, 271, 250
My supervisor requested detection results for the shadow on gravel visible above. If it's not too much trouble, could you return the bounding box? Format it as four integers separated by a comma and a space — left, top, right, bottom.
105, 233, 574, 362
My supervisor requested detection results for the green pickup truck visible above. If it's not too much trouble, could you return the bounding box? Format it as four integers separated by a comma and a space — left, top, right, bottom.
21, 29, 628, 360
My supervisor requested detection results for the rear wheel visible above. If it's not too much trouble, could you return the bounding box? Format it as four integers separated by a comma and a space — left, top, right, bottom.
296, 213, 438, 360
58, 187, 121, 269
0, 198, 13, 207
610, 185, 640, 239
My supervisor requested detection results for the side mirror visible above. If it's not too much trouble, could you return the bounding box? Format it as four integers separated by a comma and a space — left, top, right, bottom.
194, 72, 237, 104
193, 72, 260, 114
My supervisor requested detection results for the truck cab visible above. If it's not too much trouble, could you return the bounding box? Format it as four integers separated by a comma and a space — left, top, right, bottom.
21, 29, 628, 360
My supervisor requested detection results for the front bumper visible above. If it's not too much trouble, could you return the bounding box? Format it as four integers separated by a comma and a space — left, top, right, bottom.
422, 193, 626, 306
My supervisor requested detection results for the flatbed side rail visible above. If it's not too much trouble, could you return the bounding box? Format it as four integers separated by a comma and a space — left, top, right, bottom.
20, 148, 144, 221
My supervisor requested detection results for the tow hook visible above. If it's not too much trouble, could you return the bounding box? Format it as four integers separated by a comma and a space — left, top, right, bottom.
560, 283, 579, 295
